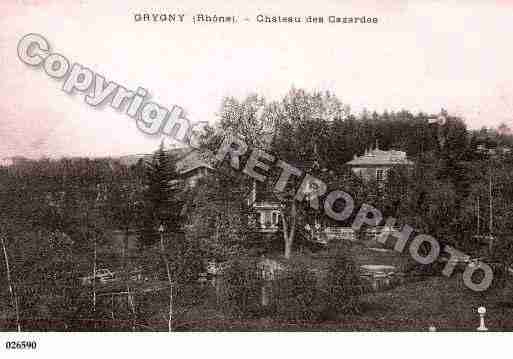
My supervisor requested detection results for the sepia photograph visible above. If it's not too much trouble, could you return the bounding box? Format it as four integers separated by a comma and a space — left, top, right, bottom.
0, 0, 512, 357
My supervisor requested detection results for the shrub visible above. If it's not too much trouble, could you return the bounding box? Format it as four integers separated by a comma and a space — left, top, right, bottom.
272, 263, 320, 322
320, 247, 362, 319
219, 259, 263, 319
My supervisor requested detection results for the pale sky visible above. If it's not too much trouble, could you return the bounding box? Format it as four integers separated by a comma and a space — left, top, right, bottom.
1, 0, 513, 158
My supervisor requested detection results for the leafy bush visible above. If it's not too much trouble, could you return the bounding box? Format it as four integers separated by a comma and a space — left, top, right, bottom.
319, 248, 362, 319
272, 263, 320, 321
219, 259, 263, 319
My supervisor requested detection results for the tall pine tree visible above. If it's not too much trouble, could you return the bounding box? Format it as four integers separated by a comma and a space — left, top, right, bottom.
139, 142, 183, 247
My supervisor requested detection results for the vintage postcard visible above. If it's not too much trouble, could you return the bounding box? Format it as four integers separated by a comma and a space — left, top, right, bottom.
0, 0, 511, 357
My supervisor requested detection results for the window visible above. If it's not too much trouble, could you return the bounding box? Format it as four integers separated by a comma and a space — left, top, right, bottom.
256, 212, 263, 226
376, 169, 384, 182
272, 212, 278, 225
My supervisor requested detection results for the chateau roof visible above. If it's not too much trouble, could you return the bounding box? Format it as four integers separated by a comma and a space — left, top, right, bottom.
173, 148, 215, 174
117, 147, 214, 175
346, 148, 413, 167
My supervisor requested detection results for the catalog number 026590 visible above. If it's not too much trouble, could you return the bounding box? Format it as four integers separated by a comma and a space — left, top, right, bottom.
5, 341, 37, 350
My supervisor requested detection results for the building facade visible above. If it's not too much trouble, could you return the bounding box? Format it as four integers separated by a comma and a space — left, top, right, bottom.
346, 147, 413, 182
